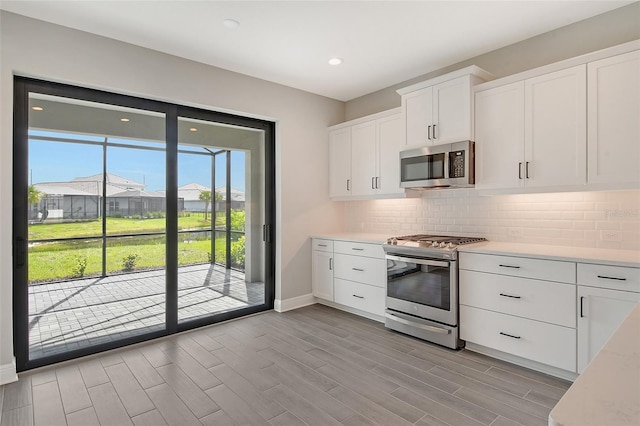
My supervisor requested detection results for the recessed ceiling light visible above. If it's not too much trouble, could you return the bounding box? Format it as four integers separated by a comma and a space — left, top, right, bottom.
189, 127, 198, 132
31, 106, 43, 111
223, 19, 240, 29
328, 57, 343, 66
120, 118, 130, 122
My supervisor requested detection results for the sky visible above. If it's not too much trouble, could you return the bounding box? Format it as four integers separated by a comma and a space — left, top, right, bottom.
28, 132, 247, 192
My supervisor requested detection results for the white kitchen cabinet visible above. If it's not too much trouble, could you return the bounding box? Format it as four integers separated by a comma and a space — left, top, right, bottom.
401, 69, 491, 147
311, 239, 334, 301
475, 65, 587, 190
329, 127, 351, 197
475, 81, 525, 190
350, 121, 377, 196
313, 238, 386, 319
459, 252, 577, 374
328, 109, 405, 199
577, 262, 640, 373
587, 50, 640, 186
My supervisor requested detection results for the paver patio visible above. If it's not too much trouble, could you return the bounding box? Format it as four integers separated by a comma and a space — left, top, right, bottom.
28, 263, 264, 359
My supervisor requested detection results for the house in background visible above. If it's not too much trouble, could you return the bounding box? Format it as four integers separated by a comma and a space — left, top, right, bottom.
176, 182, 245, 213
32, 172, 179, 220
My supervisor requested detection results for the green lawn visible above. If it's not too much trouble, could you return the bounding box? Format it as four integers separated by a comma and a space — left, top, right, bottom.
27, 214, 244, 283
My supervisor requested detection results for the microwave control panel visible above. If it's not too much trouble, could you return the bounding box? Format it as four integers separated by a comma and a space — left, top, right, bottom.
449, 150, 465, 178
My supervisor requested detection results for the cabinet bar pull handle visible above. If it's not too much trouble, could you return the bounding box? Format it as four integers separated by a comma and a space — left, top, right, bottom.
499, 332, 521, 340
375, 177, 379, 189
525, 162, 530, 179
499, 264, 520, 269
518, 162, 523, 179
346, 179, 350, 191
351, 248, 364, 251
371, 177, 375, 189
352, 268, 364, 272
352, 294, 364, 299
427, 125, 432, 140
499, 293, 521, 299
580, 296, 584, 318
433, 124, 437, 139
318, 244, 327, 247
597, 275, 626, 281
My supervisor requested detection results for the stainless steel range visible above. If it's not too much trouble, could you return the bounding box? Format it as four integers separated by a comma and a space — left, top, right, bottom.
383, 234, 486, 349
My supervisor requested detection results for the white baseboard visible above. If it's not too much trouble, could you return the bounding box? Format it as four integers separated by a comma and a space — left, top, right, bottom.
317, 299, 384, 323
465, 342, 578, 382
274, 293, 316, 312
0, 358, 18, 385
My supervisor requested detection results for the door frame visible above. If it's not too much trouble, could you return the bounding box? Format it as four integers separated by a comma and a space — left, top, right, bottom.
13, 77, 276, 371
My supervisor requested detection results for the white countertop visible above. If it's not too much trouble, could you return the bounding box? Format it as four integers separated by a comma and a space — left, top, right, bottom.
458, 241, 640, 268
312, 233, 389, 245
313, 234, 640, 267
548, 302, 640, 426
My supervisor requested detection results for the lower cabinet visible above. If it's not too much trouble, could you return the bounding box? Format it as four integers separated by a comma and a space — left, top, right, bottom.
311, 237, 386, 319
460, 305, 576, 372
576, 262, 640, 373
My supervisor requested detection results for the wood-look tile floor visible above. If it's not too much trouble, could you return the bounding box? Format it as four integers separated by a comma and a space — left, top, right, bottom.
0, 304, 571, 426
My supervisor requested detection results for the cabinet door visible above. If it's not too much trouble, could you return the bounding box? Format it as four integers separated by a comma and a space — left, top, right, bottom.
474, 82, 525, 190
524, 65, 587, 188
433, 76, 472, 144
329, 127, 351, 197
587, 50, 640, 185
312, 250, 334, 301
577, 286, 640, 373
376, 113, 405, 195
350, 121, 377, 196
404, 87, 433, 147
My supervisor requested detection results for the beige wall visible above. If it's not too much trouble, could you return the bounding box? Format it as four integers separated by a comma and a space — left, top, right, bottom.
345, 2, 640, 120
0, 11, 345, 376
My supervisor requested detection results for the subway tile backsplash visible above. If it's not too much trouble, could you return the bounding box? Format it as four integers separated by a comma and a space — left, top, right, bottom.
344, 190, 640, 250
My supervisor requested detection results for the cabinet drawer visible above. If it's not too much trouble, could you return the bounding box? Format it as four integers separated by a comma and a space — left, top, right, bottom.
460, 252, 576, 283
577, 263, 640, 292
334, 278, 385, 316
334, 253, 386, 287
460, 270, 576, 327
312, 238, 334, 253
334, 240, 385, 259
460, 305, 576, 372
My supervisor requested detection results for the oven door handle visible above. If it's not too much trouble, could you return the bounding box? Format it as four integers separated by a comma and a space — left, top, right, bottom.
385, 313, 451, 334
385, 255, 449, 268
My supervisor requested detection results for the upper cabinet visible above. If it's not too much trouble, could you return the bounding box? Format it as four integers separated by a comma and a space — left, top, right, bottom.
587, 50, 640, 186
398, 66, 494, 147
328, 109, 406, 200
476, 65, 587, 190
475, 41, 640, 192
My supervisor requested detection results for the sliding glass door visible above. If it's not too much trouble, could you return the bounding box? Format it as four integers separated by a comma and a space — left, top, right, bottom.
13, 78, 275, 371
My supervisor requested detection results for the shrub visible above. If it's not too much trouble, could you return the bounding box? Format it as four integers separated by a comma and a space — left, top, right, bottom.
230, 236, 245, 268
122, 253, 139, 271
71, 255, 88, 278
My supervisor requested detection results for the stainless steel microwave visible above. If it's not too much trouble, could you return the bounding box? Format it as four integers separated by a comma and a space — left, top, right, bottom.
399, 141, 475, 189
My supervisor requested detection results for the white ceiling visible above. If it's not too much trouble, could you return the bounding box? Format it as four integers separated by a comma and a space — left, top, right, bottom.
1, 1, 634, 101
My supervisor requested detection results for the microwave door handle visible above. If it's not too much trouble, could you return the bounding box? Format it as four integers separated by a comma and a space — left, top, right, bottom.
444, 151, 450, 179
385, 254, 449, 268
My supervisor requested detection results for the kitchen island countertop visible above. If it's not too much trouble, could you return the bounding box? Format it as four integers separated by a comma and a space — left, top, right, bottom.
548, 301, 640, 426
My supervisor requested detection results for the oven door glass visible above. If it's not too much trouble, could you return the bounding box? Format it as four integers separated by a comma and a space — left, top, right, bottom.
400, 153, 445, 182
387, 257, 450, 310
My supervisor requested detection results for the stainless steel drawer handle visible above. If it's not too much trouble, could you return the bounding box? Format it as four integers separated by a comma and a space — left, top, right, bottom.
385, 313, 451, 335
352, 268, 364, 272
499, 293, 521, 299
499, 264, 520, 269
318, 244, 327, 247
499, 332, 521, 340
352, 294, 364, 299
351, 248, 364, 251
597, 275, 627, 281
